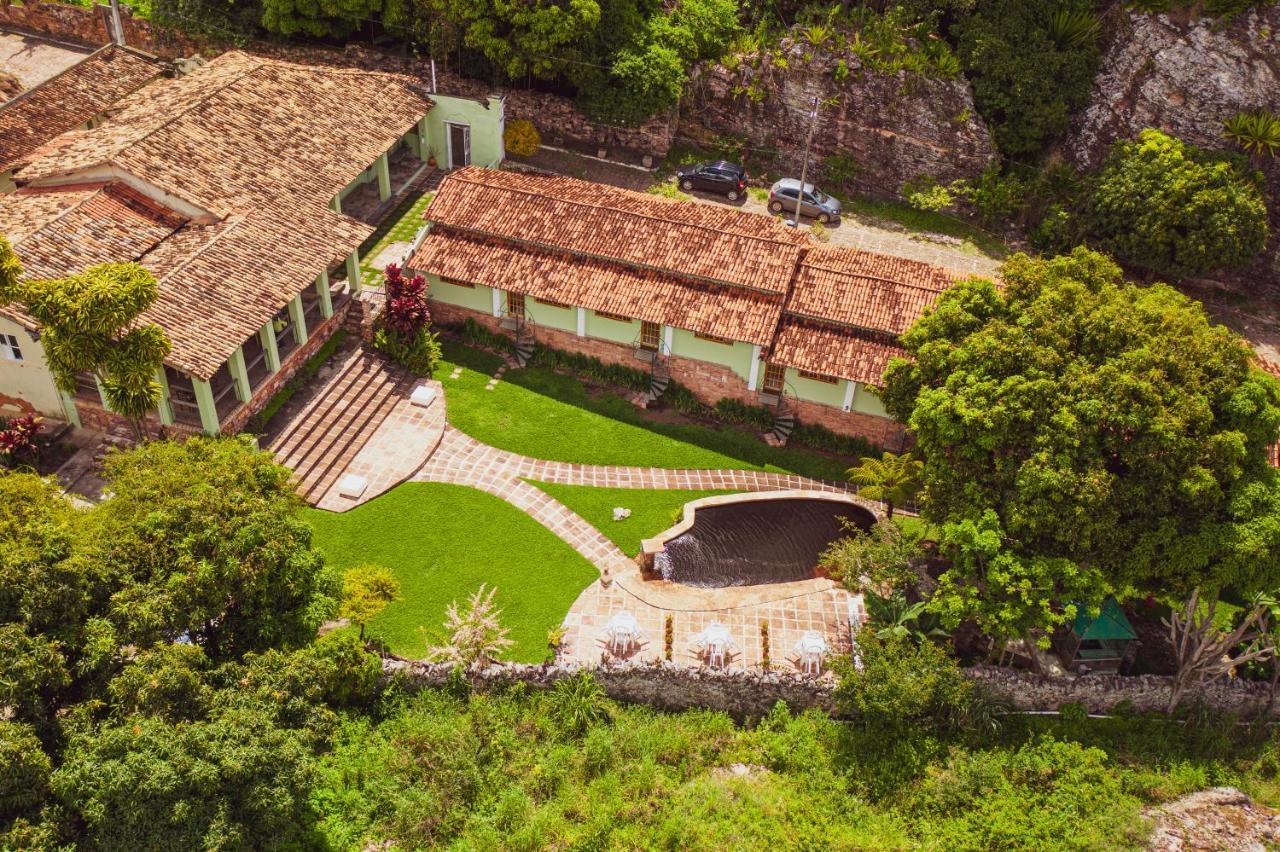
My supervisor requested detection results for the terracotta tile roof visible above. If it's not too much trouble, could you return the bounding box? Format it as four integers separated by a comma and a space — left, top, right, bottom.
16, 51, 435, 217
412, 229, 782, 346
771, 318, 906, 386
0, 183, 185, 279
786, 244, 954, 335
138, 204, 372, 378
0, 45, 163, 174
423, 167, 806, 295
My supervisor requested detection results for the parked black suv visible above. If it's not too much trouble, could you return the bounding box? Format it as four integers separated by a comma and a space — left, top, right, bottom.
674, 161, 749, 200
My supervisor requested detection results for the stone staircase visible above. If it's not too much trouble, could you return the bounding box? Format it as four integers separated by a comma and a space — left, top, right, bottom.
269, 350, 414, 503
771, 411, 796, 446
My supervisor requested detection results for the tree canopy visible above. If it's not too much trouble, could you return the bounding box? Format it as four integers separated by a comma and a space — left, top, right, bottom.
0, 250, 170, 433
1088, 129, 1270, 278
882, 248, 1280, 641
0, 439, 368, 847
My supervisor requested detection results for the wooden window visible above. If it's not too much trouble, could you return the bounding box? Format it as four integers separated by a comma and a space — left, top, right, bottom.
798, 369, 838, 384
640, 320, 661, 351
0, 333, 22, 362
537, 297, 571, 309
694, 331, 734, 345
506, 292, 526, 317
442, 277, 475, 289
595, 309, 631, 323
762, 362, 786, 394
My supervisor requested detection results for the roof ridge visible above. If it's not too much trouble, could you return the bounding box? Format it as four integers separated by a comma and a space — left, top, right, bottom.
437, 222, 787, 297
800, 259, 951, 294
447, 170, 805, 252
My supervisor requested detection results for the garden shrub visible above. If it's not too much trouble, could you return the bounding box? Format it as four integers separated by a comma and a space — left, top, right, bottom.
372, 326, 443, 376
503, 119, 542, 158
461, 317, 516, 354
954, 0, 1101, 160
1089, 129, 1269, 277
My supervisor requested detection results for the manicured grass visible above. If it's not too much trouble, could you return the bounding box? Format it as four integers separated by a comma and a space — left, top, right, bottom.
527, 482, 739, 556
305, 482, 598, 662
439, 341, 853, 480
358, 189, 435, 288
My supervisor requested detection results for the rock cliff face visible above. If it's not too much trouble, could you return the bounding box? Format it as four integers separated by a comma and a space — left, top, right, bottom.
1068, 7, 1280, 170
681, 41, 995, 199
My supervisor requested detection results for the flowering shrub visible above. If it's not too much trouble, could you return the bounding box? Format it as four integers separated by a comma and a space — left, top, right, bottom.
383, 264, 430, 338
0, 415, 41, 468
503, 119, 541, 158
374, 264, 441, 377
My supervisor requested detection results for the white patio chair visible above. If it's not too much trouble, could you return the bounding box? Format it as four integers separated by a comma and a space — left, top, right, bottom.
603, 611, 640, 656
793, 630, 827, 675
692, 622, 733, 669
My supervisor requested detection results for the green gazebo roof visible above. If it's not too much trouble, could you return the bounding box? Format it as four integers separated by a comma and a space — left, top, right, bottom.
1071, 597, 1137, 642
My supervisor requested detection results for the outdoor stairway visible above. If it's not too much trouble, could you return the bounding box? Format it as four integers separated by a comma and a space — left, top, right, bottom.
269, 351, 414, 503
647, 374, 669, 403
514, 337, 536, 368
771, 412, 796, 445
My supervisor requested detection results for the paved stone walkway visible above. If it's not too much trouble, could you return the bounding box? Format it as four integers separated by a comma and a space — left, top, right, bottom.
413, 426, 857, 574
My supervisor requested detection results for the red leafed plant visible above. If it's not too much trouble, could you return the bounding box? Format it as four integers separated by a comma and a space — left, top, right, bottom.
383, 264, 430, 338
0, 414, 41, 466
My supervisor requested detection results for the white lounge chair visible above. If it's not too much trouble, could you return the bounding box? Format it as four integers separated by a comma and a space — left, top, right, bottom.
794, 631, 827, 675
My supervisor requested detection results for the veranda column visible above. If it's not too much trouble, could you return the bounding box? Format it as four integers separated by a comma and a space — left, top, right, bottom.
747, 345, 762, 391
228, 347, 251, 403
841, 381, 857, 412
346, 250, 362, 295
330, 194, 342, 215
155, 367, 175, 425
92, 375, 112, 412
59, 390, 82, 429
491, 288, 502, 317
260, 321, 281, 374
192, 378, 220, 435
575, 307, 586, 337
662, 325, 674, 356
376, 151, 392, 202
288, 293, 309, 345
316, 269, 333, 319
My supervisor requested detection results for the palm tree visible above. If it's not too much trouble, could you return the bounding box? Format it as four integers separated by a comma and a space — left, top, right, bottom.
846, 451, 923, 519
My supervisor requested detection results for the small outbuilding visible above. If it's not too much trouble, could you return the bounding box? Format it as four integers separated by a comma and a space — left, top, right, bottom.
1055, 597, 1138, 672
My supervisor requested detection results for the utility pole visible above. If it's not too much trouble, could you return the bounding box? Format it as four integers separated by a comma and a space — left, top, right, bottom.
792, 97, 819, 228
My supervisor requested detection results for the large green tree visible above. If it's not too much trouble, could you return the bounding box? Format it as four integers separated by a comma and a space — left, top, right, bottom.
0, 242, 170, 438
82, 438, 340, 660
435, 0, 601, 81
882, 248, 1280, 647
1089, 129, 1269, 278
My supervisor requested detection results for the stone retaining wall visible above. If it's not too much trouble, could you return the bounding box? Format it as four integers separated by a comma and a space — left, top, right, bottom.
385, 657, 1280, 720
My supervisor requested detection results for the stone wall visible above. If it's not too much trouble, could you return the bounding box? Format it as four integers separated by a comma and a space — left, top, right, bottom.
682, 38, 996, 200
430, 300, 903, 446
0, 0, 199, 57
385, 657, 1280, 721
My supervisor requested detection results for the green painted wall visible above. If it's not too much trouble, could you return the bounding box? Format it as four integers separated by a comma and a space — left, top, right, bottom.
526, 297, 576, 333
852, 383, 889, 417
786, 367, 848, 408
0, 317, 69, 418
427, 274, 495, 314
423, 95, 506, 168
0, 169, 15, 195
586, 310, 639, 345
670, 329, 754, 381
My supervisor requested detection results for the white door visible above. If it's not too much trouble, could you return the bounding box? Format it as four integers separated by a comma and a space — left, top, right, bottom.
447, 123, 471, 169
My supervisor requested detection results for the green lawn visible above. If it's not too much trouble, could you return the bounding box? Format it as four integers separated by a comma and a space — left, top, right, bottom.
357, 189, 435, 289
527, 482, 739, 556
305, 482, 598, 662
440, 341, 853, 480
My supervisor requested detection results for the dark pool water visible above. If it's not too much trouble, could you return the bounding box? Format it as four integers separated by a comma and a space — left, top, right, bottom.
653, 498, 874, 588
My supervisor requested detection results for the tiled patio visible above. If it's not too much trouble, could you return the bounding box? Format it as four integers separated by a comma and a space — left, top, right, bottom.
560, 579, 861, 676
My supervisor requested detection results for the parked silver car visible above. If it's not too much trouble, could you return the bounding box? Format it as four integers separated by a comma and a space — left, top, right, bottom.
767, 179, 842, 224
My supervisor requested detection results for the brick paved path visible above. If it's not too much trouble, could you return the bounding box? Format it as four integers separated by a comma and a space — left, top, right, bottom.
413, 426, 856, 572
